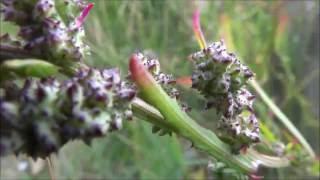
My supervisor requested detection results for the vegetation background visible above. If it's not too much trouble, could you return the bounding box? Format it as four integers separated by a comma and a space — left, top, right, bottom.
1, 0, 319, 179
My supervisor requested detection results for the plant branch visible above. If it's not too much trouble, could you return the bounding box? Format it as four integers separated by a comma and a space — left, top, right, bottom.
132, 97, 176, 131
129, 54, 290, 174
0, 44, 42, 62
132, 96, 290, 170
0, 44, 89, 78
46, 157, 56, 180
250, 79, 316, 158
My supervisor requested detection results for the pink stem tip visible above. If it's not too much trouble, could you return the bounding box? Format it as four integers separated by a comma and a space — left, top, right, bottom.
192, 8, 207, 49
76, 3, 94, 28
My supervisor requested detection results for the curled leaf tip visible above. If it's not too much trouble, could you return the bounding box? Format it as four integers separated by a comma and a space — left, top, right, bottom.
76, 3, 94, 28
129, 54, 141, 80
129, 54, 155, 88
192, 8, 207, 49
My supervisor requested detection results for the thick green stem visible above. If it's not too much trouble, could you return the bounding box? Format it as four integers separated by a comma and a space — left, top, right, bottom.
131, 97, 290, 171
129, 54, 290, 173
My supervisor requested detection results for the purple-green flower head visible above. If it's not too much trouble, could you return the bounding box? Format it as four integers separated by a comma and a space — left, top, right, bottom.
0, 68, 136, 158
190, 40, 259, 152
134, 52, 180, 100
0, 0, 93, 67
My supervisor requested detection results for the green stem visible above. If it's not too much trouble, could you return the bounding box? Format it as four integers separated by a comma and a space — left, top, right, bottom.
133, 97, 256, 172
247, 149, 289, 168
250, 80, 316, 158
0, 44, 41, 62
0, 44, 87, 77
131, 97, 290, 171
131, 97, 176, 131
129, 54, 289, 173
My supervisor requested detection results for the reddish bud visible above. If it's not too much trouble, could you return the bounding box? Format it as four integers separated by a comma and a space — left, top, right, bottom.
75, 3, 94, 28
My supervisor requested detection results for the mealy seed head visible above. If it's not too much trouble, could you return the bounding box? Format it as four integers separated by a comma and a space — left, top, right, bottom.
190, 40, 259, 152
0, 68, 136, 158
0, 0, 92, 67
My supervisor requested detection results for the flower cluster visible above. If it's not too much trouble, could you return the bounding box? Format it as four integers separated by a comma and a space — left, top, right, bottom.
0, 0, 92, 67
0, 68, 136, 158
191, 40, 259, 152
135, 52, 180, 100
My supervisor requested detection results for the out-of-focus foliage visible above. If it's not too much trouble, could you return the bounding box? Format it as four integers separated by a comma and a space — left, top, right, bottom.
1, 0, 319, 179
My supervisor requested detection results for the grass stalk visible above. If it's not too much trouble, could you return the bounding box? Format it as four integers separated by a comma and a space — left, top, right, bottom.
250, 79, 316, 158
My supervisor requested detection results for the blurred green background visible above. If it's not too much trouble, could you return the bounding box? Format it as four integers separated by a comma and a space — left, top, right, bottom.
1, 0, 319, 179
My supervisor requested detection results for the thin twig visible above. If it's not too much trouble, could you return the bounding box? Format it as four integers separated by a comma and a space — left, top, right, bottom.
46, 157, 56, 180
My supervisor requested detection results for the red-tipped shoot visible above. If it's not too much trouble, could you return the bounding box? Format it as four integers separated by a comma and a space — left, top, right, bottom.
75, 3, 94, 28
129, 54, 156, 88
193, 8, 207, 49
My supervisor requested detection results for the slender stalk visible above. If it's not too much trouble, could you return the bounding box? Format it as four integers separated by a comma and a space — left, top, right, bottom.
46, 157, 56, 180
0, 45, 42, 62
0, 45, 88, 77
193, 9, 207, 49
250, 79, 316, 158
247, 149, 289, 168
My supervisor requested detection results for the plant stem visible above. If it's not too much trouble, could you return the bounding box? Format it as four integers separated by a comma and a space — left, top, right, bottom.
131, 97, 176, 131
250, 79, 316, 158
129, 54, 290, 174
131, 96, 290, 171
0, 45, 41, 62
46, 157, 56, 180
0, 45, 88, 77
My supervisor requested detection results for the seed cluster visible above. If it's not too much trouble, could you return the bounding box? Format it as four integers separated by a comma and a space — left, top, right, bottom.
135, 52, 180, 100
0, 68, 136, 158
0, 0, 90, 66
191, 40, 259, 152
